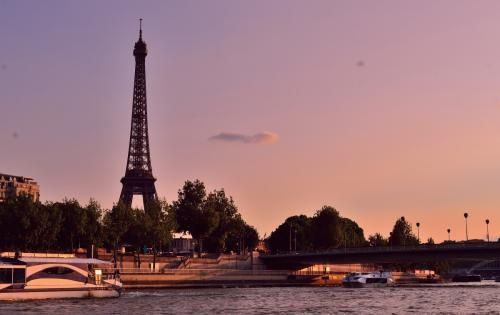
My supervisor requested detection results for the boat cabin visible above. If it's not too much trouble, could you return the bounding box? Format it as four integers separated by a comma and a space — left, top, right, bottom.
0, 258, 27, 289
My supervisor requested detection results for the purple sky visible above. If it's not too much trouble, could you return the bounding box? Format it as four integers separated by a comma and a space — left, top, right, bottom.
3, 1, 500, 241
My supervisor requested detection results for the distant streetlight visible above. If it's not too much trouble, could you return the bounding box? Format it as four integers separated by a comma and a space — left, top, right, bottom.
486, 219, 490, 243
447, 228, 451, 241
416, 222, 420, 244
289, 223, 292, 252
464, 212, 469, 241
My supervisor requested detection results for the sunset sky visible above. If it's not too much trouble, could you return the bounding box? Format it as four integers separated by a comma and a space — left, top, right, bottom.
3, 1, 500, 242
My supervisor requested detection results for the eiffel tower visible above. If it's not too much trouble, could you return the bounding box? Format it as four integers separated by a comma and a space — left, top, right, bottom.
119, 19, 158, 209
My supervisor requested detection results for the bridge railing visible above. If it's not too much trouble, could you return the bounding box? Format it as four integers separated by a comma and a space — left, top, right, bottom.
263, 241, 500, 257
102, 267, 289, 275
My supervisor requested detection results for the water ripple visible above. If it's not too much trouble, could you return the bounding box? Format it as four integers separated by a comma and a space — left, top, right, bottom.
1, 285, 500, 314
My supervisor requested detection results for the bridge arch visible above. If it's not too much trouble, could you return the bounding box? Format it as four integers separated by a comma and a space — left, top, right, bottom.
468, 260, 500, 274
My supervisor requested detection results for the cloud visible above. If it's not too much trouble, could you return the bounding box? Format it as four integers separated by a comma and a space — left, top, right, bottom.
209, 131, 279, 145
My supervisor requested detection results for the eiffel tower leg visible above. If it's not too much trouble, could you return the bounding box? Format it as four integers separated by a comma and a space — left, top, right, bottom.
119, 185, 134, 208
142, 184, 157, 211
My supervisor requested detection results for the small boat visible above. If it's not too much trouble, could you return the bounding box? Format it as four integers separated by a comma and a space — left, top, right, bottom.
452, 274, 481, 282
0, 255, 122, 300
342, 271, 394, 288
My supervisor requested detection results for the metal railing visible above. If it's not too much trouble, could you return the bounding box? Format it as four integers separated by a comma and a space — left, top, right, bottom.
262, 242, 500, 258
102, 267, 288, 276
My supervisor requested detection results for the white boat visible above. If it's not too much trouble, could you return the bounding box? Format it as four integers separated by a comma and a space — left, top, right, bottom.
342, 271, 394, 288
0, 255, 122, 300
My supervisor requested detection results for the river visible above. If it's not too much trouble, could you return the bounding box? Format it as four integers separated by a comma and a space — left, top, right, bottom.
1, 284, 499, 314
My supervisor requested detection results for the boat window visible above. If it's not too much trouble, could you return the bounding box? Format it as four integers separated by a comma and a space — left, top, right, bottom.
0, 269, 13, 284
43, 267, 74, 275
13, 268, 25, 283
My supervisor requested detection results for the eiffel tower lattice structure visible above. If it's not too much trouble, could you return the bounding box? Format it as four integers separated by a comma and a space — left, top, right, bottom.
119, 19, 158, 209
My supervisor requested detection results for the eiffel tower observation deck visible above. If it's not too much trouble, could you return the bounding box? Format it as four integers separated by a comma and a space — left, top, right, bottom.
119, 19, 158, 209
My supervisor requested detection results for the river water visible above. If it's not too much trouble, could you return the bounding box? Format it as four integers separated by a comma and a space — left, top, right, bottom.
1, 284, 500, 314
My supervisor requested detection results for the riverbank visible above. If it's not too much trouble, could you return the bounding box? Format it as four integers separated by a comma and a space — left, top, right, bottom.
119, 269, 341, 289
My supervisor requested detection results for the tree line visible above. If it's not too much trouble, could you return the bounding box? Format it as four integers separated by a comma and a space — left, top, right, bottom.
0, 179, 258, 257
266, 207, 422, 252
0, 179, 430, 257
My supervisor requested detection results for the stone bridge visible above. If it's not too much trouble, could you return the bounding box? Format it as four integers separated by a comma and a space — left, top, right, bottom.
260, 242, 500, 270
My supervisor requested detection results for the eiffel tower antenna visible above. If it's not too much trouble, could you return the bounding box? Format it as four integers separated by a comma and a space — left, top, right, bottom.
139, 18, 143, 40
119, 20, 158, 209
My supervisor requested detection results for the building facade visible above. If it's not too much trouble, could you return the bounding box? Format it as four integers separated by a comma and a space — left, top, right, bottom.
0, 173, 40, 202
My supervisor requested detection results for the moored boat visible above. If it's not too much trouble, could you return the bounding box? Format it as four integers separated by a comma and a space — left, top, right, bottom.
0, 255, 122, 300
342, 271, 394, 288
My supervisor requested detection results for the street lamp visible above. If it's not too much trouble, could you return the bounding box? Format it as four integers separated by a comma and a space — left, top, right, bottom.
447, 228, 451, 241
464, 212, 469, 241
416, 222, 420, 244
289, 223, 292, 253
486, 219, 490, 242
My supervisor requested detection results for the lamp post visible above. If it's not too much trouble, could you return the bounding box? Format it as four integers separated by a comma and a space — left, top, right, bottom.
464, 212, 469, 241
486, 219, 490, 242
416, 222, 420, 244
289, 223, 292, 253
447, 228, 451, 241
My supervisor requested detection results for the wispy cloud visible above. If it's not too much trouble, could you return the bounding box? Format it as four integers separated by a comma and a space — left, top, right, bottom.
209, 131, 279, 145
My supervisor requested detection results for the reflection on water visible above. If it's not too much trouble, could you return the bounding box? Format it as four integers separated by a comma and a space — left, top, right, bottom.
1, 284, 500, 314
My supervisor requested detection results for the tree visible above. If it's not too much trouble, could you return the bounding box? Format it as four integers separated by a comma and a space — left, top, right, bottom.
311, 206, 343, 250
39, 202, 63, 251
341, 217, 367, 247
103, 202, 134, 266
242, 224, 259, 252
267, 215, 312, 253
388, 216, 419, 246
142, 199, 175, 270
81, 199, 104, 252
224, 215, 259, 254
173, 180, 219, 255
267, 207, 367, 252
121, 207, 146, 250
368, 233, 388, 247
203, 189, 238, 253
57, 199, 86, 250
0, 195, 62, 251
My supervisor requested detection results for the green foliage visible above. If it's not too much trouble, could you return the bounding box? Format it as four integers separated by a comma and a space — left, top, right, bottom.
143, 199, 174, 250
173, 180, 257, 254
83, 199, 104, 247
56, 199, 84, 250
311, 206, 342, 250
172, 180, 219, 253
102, 201, 134, 249
242, 224, 259, 252
368, 233, 388, 247
224, 215, 259, 253
0, 179, 254, 255
267, 206, 367, 252
54, 198, 104, 250
340, 217, 368, 248
0, 195, 61, 251
203, 189, 239, 252
267, 215, 312, 252
388, 216, 419, 246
